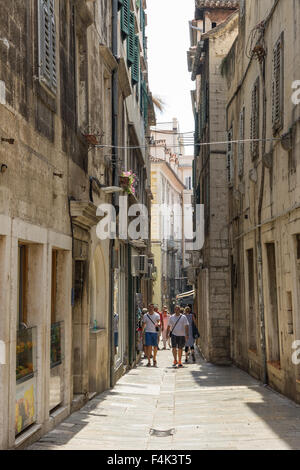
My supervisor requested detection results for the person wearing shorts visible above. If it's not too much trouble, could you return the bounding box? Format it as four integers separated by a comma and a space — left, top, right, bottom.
142, 304, 161, 367
167, 305, 189, 368
184, 306, 196, 363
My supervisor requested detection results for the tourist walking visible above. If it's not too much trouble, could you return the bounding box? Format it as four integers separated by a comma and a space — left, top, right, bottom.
161, 306, 171, 349
154, 306, 163, 350
167, 305, 189, 368
184, 306, 197, 363
142, 303, 161, 367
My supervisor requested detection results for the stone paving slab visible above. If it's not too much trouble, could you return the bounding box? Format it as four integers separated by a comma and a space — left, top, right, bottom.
28, 347, 300, 450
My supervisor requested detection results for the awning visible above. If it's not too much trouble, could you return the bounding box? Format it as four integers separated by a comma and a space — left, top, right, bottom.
176, 290, 195, 300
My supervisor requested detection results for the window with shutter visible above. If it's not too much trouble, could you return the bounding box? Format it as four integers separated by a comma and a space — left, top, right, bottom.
227, 128, 234, 185
250, 78, 260, 160
238, 107, 245, 179
272, 33, 284, 135
140, 8, 146, 52
140, 73, 144, 114
127, 11, 135, 66
38, 0, 57, 93
142, 81, 148, 128
121, 0, 130, 37
132, 35, 139, 85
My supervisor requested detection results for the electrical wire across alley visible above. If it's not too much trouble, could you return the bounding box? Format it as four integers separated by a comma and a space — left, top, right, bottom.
92, 137, 281, 151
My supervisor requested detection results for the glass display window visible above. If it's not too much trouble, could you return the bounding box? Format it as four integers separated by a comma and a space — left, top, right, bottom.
16, 327, 37, 383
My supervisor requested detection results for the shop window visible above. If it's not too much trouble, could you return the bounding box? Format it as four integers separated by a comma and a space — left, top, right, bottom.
266, 243, 281, 365
50, 250, 65, 412
114, 245, 126, 367
16, 244, 38, 436
247, 249, 257, 352
16, 327, 37, 435
18, 245, 28, 328
50, 250, 63, 369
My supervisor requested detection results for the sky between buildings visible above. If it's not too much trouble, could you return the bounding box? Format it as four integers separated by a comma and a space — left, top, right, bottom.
147, 0, 195, 152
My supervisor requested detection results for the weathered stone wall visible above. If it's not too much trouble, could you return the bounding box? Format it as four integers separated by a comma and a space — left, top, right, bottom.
194, 13, 238, 365
225, 0, 300, 403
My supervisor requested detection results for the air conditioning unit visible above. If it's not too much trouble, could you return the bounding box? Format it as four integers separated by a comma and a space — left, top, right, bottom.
131, 255, 148, 275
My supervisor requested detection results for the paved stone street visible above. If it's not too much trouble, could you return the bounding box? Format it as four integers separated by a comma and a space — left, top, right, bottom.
29, 349, 300, 450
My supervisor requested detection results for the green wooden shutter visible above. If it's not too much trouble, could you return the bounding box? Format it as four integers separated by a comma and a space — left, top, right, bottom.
140, 8, 147, 52
132, 36, 139, 85
118, 0, 124, 9
121, 0, 130, 36
140, 73, 144, 114
142, 81, 148, 128
127, 11, 135, 66
140, 6, 144, 31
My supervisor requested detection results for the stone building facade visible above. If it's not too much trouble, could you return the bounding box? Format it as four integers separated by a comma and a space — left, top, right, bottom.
0, 0, 153, 450
223, 0, 300, 403
187, 0, 239, 364
150, 119, 192, 311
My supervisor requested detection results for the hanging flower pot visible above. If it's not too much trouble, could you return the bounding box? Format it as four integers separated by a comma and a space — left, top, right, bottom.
119, 175, 130, 187
83, 134, 99, 146
120, 171, 137, 196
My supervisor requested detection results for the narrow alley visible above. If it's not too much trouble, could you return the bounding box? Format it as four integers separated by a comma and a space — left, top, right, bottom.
29, 350, 300, 451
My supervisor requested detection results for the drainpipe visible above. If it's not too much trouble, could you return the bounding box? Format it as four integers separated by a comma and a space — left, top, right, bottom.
109, 0, 119, 388
257, 54, 268, 386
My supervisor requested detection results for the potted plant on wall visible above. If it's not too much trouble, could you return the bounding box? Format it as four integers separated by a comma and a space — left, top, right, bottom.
119, 171, 137, 196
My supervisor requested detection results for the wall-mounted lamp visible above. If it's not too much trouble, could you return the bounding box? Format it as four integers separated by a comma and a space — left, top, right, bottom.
0, 164, 7, 174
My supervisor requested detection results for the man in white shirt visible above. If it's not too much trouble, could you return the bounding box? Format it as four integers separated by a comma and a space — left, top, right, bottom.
167, 305, 189, 368
142, 303, 161, 367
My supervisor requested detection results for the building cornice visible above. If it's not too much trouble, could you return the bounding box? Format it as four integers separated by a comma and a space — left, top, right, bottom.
196, 0, 239, 9
150, 158, 185, 192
